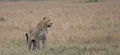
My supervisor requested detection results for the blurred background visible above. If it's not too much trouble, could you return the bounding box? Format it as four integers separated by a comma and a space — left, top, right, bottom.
0, 0, 120, 55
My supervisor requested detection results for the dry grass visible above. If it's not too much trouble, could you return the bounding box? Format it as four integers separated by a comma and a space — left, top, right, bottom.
0, 0, 120, 55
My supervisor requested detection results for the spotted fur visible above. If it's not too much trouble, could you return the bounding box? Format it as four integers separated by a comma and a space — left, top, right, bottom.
26, 17, 52, 50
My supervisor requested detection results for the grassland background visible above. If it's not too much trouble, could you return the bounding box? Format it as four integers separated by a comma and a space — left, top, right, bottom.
0, 0, 120, 55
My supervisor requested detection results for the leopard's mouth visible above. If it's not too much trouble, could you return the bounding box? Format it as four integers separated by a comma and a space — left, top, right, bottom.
48, 23, 53, 27
48, 25, 51, 27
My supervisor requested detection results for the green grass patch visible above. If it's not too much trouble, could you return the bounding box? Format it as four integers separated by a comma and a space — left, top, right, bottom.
0, 43, 120, 55
87, 0, 99, 2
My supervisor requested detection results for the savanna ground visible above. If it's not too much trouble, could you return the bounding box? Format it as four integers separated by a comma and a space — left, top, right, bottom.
0, 0, 120, 55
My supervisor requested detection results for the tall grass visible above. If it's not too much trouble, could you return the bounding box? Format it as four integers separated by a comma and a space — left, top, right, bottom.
0, 1, 120, 55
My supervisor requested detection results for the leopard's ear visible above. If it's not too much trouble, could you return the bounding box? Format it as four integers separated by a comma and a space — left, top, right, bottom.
43, 16, 49, 20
